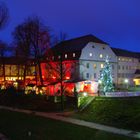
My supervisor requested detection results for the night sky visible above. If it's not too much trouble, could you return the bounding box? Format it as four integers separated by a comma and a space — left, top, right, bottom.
1, 0, 140, 52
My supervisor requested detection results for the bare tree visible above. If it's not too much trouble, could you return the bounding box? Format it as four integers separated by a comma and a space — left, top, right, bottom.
13, 23, 32, 84
0, 40, 8, 81
13, 16, 51, 85
0, 2, 9, 30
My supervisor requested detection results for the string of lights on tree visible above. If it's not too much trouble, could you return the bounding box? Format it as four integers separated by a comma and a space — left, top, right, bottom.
99, 55, 114, 93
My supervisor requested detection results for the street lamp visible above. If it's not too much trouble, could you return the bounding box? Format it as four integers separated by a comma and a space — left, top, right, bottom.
124, 79, 129, 89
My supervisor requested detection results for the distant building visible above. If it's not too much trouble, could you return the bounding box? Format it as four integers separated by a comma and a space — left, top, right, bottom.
112, 48, 140, 85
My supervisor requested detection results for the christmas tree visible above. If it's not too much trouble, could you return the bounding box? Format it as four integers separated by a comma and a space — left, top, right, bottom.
99, 55, 114, 93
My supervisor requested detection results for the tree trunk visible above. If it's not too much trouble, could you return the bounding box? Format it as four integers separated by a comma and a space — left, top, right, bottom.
23, 64, 27, 86
37, 60, 43, 85
2, 58, 5, 81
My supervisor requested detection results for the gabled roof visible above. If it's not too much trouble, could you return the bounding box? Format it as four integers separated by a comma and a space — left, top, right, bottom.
111, 48, 140, 59
52, 34, 108, 54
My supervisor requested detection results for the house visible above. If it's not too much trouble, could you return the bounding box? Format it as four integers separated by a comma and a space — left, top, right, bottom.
112, 48, 140, 86
42, 34, 118, 95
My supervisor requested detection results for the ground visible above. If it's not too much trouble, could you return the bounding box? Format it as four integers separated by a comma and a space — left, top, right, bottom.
0, 109, 137, 140
72, 96, 140, 131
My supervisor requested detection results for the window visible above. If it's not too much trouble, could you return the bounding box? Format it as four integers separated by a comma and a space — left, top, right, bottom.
92, 45, 95, 48
94, 73, 96, 79
112, 64, 114, 70
73, 53, 75, 57
129, 66, 131, 70
118, 65, 120, 69
65, 54, 67, 58
122, 66, 124, 70
102, 47, 105, 49
86, 63, 89, 68
126, 66, 128, 70
101, 64, 104, 68
93, 64, 97, 69
100, 54, 103, 58
52, 56, 54, 60
89, 53, 92, 57
118, 57, 121, 61
86, 73, 89, 78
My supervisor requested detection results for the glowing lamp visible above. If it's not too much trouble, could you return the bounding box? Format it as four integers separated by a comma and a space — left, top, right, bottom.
83, 92, 87, 96
98, 80, 102, 84
124, 79, 129, 83
66, 76, 70, 80
52, 76, 56, 79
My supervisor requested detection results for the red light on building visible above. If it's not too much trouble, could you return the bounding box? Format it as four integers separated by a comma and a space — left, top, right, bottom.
52, 76, 56, 80
66, 76, 70, 80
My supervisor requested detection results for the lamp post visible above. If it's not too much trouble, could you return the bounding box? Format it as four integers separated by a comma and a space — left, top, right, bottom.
124, 79, 129, 89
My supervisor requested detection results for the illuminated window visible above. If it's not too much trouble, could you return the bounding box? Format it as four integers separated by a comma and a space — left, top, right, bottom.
118, 58, 121, 61
86, 63, 89, 68
65, 54, 67, 58
52, 56, 54, 60
101, 64, 104, 68
89, 53, 92, 57
58, 55, 61, 59
100, 54, 103, 58
93, 64, 97, 69
73, 53, 75, 57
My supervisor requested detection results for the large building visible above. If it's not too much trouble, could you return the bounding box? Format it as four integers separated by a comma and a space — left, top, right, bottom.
0, 34, 140, 95
42, 34, 140, 95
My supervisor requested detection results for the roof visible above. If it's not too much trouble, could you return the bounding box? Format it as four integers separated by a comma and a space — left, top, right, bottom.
0, 57, 34, 65
52, 34, 108, 54
111, 48, 140, 58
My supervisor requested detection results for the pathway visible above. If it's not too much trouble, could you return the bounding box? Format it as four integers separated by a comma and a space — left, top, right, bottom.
0, 106, 140, 139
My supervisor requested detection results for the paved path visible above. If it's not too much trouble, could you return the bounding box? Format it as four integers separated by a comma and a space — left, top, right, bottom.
0, 106, 140, 139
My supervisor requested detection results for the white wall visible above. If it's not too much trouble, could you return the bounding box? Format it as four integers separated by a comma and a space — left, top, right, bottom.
79, 42, 118, 84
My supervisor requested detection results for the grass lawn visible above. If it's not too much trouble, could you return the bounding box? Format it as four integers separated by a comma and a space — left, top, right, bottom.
72, 96, 140, 131
0, 109, 137, 140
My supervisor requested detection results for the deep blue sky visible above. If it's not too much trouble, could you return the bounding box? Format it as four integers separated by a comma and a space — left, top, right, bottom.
0, 0, 140, 52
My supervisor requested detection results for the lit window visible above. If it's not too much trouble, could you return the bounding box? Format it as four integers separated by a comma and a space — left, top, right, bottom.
65, 54, 67, 58
58, 55, 61, 59
86, 63, 89, 68
101, 64, 104, 68
118, 58, 121, 61
52, 56, 54, 60
89, 53, 92, 57
73, 53, 75, 57
93, 64, 97, 69
100, 54, 103, 58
